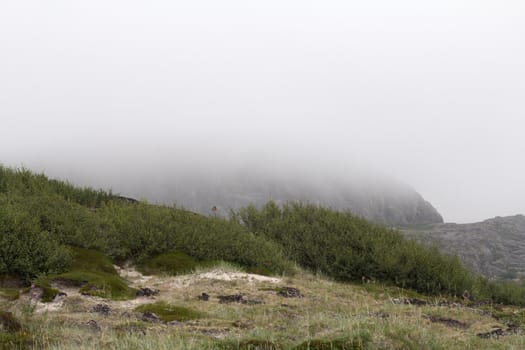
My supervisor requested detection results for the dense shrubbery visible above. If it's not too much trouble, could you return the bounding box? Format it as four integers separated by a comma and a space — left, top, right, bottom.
234, 201, 525, 304
0, 165, 291, 282
2, 164, 525, 305
234, 202, 473, 296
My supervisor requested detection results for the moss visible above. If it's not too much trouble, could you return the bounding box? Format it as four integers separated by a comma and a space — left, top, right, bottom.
134, 302, 204, 322
136, 251, 215, 276
0, 289, 19, 301
46, 248, 136, 300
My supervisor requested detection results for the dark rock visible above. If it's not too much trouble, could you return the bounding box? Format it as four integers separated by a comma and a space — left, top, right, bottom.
86, 320, 101, 333
136, 287, 159, 297
197, 293, 210, 301
277, 287, 303, 298
218, 294, 245, 304
424, 315, 468, 329
91, 304, 111, 315
477, 328, 504, 339
232, 320, 253, 329
141, 311, 161, 323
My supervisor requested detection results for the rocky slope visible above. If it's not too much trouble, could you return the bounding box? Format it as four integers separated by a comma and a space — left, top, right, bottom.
404, 215, 525, 280
159, 171, 443, 227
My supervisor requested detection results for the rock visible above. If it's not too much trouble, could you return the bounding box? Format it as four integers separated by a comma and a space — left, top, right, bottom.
197, 293, 210, 301
136, 287, 159, 297
477, 328, 504, 339
86, 320, 101, 333
277, 287, 303, 298
424, 315, 468, 329
141, 311, 161, 323
218, 294, 245, 304
91, 304, 111, 315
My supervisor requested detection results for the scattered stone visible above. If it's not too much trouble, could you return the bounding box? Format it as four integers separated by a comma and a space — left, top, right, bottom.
424, 315, 468, 329
86, 320, 101, 333
91, 303, 111, 315
136, 287, 159, 297
477, 325, 521, 339
232, 320, 253, 329
477, 328, 504, 339
141, 311, 161, 323
277, 287, 303, 298
218, 294, 244, 304
197, 293, 210, 301
167, 320, 181, 326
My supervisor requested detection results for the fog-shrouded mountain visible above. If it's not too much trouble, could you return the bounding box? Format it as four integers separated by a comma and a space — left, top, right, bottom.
404, 215, 525, 280
140, 168, 444, 227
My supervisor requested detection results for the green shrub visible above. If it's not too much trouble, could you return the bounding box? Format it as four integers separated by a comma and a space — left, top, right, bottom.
235, 202, 473, 296
46, 248, 136, 300
137, 251, 215, 276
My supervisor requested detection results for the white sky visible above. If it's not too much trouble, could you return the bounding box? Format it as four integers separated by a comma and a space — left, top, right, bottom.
1, 0, 524, 223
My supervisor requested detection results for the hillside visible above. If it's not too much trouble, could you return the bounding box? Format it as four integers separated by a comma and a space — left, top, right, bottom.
403, 215, 525, 280
155, 170, 443, 227
2, 263, 525, 349
2, 165, 525, 349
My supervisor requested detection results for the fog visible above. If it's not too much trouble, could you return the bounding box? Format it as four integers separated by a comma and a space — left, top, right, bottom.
1, 0, 524, 223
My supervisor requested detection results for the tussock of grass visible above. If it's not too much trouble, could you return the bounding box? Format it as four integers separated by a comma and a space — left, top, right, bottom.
31, 277, 59, 303
137, 251, 216, 276
46, 247, 136, 300
134, 301, 204, 322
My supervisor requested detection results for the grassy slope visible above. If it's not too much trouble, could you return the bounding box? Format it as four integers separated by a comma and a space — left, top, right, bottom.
1, 266, 524, 350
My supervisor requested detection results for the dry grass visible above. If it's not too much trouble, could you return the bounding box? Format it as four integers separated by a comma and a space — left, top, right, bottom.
1, 265, 525, 349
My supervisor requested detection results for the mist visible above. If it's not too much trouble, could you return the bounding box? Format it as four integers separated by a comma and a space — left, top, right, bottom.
1, 0, 524, 223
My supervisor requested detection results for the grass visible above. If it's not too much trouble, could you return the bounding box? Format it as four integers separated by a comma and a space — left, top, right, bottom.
136, 251, 216, 276
134, 301, 205, 322
45, 247, 136, 300
2, 265, 525, 349
0, 289, 19, 301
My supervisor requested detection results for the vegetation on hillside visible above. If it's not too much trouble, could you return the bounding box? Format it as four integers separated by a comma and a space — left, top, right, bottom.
0, 165, 291, 286
1, 164, 525, 305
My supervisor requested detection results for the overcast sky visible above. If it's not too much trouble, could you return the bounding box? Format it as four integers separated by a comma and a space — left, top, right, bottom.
1, 0, 524, 223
